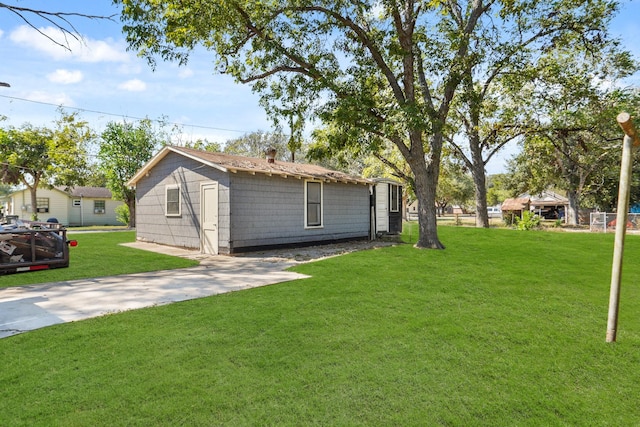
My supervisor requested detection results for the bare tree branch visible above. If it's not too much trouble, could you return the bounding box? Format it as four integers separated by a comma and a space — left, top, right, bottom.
0, 3, 115, 51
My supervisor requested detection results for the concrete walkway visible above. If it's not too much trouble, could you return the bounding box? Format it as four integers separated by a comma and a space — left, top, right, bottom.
0, 243, 309, 339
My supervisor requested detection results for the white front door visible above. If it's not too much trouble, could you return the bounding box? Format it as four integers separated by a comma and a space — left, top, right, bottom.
376, 183, 389, 232
201, 182, 219, 254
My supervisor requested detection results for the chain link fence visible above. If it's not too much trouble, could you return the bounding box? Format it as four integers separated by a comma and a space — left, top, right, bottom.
590, 212, 640, 232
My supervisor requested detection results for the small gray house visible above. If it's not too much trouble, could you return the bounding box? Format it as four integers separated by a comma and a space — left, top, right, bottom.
127, 146, 376, 254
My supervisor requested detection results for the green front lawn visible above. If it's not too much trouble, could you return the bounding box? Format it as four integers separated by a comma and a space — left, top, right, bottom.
0, 231, 198, 287
1, 226, 640, 425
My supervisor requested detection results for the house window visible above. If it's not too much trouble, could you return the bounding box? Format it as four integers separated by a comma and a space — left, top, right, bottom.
305, 181, 323, 228
166, 185, 181, 216
36, 198, 49, 213
94, 200, 106, 214
390, 185, 400, 213
72, 199, 81, 207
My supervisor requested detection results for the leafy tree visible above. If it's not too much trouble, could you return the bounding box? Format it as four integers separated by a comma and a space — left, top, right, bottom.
98, 119, 163, 228
444, 1, 631, 228
0, 183, 12, 197
582, 146, 640, 212
486, 174, 513, 207
223, 131, 295, 161
83, 169, 109, 188
0, 183, 13, 217
0, 111, 91, 220
53, 111, 95, 186
115, 204, 130, 226
118, 0, 621, 249
509, 49, 639, 225
436, 160, 475, 216
447, 78, 527, 227
183, 139, 222, 153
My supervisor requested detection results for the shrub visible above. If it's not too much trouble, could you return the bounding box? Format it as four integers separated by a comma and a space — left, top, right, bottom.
115, 204, 130, 226
503, 212, 516, 226
515, 210, 541, 230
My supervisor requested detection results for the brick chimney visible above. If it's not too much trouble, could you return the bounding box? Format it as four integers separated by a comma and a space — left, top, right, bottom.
265, 147, 277, 163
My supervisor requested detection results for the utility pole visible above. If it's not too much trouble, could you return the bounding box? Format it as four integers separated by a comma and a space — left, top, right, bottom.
606, 112, 640, 343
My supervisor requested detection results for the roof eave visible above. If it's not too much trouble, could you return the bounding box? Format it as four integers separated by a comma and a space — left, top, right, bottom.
127, 146, 229, 187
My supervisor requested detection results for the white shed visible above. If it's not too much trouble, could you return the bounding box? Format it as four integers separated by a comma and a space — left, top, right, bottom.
373, 179, 403, 235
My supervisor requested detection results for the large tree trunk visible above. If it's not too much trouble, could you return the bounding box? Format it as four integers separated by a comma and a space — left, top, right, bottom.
566, 189, 580, 226
25, 175, 41, 221
29, 186, 38, 221
468, 121, 490, 228
127, 197, 136, 228
562, 162, 582, 226
411, 148, 445, 249
471, 162, 489, 228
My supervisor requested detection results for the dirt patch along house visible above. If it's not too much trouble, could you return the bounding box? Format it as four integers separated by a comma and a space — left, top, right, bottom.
127, 146, 379, 255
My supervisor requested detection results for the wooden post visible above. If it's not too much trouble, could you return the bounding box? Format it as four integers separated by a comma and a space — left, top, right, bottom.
606, 112, 639, 342
617, 112, 640, 147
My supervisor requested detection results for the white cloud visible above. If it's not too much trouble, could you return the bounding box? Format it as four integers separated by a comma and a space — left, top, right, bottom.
116, 63, 143, 75
9, 25, 129, 63
26, 91, 75, 107
178, 68, 194, 78
118, 79, 146, 92
47, 69, 84, 84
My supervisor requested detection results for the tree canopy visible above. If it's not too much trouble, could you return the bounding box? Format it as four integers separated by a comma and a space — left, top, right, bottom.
98, 119, 164, 227
223, 131, 295, 161
0, 111, 92, 220
117, 0, 625, 247
508, 47, 640, 224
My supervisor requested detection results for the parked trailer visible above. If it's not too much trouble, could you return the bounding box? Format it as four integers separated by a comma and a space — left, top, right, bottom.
0, 222, 77, 275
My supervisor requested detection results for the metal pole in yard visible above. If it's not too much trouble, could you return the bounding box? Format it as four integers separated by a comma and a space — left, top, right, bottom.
606, 112, 640, 343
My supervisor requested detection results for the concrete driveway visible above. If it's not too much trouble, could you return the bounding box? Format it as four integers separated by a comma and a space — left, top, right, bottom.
0, 242, 309, 339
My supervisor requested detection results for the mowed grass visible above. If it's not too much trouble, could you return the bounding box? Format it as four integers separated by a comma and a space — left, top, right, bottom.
2, 226, 640, 425
0, 231, 198, 287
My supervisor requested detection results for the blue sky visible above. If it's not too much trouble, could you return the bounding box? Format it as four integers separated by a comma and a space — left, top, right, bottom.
1, 1, 639, 174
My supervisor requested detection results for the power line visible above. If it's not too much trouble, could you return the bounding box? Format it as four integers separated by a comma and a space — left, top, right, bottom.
0, 94, 255, 134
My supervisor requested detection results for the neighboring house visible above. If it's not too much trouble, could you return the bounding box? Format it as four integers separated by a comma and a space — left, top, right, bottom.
526, 190, 569, 220
3, 186, 124, 226
373, 179, 403, 234
501, 197, 531, 220
127, 146, 378, 255
501, 191, 569, 222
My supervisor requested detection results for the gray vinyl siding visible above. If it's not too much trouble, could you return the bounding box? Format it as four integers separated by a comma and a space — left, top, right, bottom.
134, 152, 231, 252
134, 152, 371, 253
228, 174, 370, 250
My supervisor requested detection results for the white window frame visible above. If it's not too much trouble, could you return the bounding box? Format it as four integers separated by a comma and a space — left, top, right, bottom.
36, 197, 50, 213
94, 200, 106, 214
390, 184, 400, 213
165, 185, 182, 217
72, 199, 81, 207
304, 180, 323, 229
